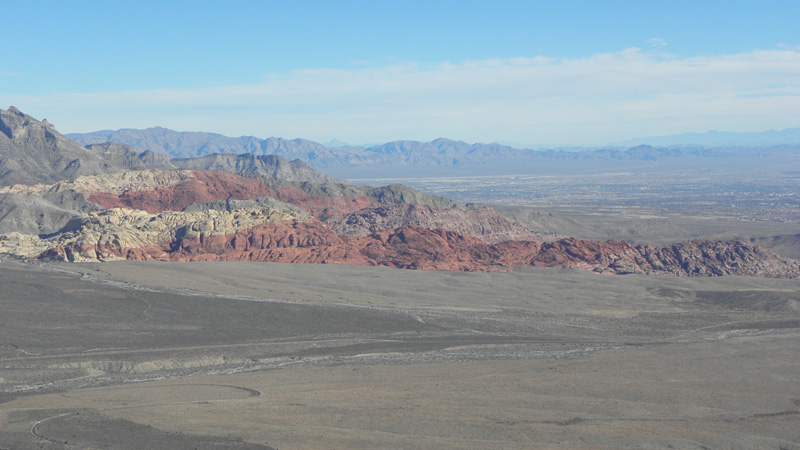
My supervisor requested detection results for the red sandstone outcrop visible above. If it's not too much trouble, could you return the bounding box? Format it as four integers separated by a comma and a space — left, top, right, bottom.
275, 185, 375, 217
8, 170, 378, 216
32, 222, 541, 271
87, 171, 277, 213
7, 211, 795, 277
357, 225, 542, 270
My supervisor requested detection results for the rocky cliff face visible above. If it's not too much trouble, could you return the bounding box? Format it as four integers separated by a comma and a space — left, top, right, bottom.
0, 107, 119, 185
0, 168, 524, 241
0, 168, 509, 239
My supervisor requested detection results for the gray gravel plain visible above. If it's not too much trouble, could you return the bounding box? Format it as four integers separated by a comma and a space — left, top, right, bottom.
1, 259, 798, 449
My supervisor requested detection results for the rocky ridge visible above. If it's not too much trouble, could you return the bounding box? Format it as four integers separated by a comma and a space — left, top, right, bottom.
2, 174, 797, 276
172, 153, 337, 184
0, 107, 126, 185
0, 169, 531, 244
84, 142, 176, 171
532, 238, 800, 278
324, 204, 539, 243
4, 214, 796, 276
0, 107, 335, 186
0, 169, 195, 196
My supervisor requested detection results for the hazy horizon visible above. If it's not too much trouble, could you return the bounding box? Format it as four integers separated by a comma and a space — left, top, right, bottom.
61, 119, 799, 150
2, 1, 798, 147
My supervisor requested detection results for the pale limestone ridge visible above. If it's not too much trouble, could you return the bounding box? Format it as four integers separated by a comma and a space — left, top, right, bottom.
54, 169, 193, 193
0, 206, 307, 261
0, 169, 194, 196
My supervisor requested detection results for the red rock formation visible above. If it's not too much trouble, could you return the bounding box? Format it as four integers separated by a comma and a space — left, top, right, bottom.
275, 185, 374, 217
85, 174, 377, 216
36, 219, 797, 277
87, 171, 276, 213
37, 222, 536, 271
531, 238, 639, 271
8, 167, 796, 277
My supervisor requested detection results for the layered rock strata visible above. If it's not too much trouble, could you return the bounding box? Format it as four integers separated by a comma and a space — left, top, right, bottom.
2, 209, 797, 277
0, 170, 537, 245
1, 206, 307, 262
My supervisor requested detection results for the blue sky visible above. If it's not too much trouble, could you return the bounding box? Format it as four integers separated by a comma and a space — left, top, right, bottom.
2, 0, 798, 146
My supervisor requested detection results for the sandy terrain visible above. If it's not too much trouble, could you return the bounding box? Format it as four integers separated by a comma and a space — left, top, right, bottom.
1, 259, 799, 449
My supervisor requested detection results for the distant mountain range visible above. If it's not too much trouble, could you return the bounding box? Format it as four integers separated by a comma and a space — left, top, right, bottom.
619, 128, 800, 147
68, 127, 800, 177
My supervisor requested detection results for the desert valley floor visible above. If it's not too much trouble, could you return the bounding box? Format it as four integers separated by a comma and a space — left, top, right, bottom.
0, 258, 798, 449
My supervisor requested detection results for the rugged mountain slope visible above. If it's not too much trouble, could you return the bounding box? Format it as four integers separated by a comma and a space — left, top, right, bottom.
0, 107, 134, 185
531, 238, 799, 277
2, 206, 307, 262
0, 107, 339, 186
0, 190, 99, 235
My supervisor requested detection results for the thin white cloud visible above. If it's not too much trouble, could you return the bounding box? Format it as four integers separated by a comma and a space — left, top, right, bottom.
3, 48, 799, 146
647, 38, 668, 48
